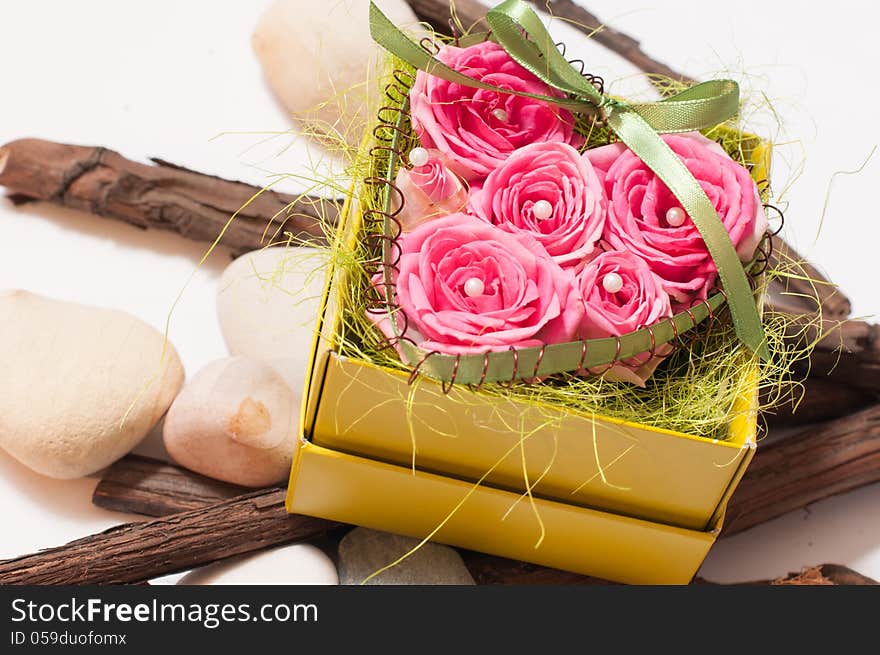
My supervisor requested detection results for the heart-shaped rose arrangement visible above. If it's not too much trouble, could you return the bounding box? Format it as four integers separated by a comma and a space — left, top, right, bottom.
368, 38, 768, 387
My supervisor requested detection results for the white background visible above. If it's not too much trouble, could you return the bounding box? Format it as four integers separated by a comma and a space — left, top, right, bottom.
0, 0, 877, 583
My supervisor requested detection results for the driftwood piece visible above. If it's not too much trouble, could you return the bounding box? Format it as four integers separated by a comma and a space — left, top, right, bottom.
723, 403, 880, 535
93, 454, 249, 516
770, 236, 851, 319
764, 564, 878, 586
405, 0, 489, 32
406, 0, 694, 84
461, 553, 877, 585
0, 138, 330, 256
5, 395, 877, 585
29, 401, 860, 586
796, 320, 880, 394
524, 0, 696, 84
763, 376, 877, 428
90, 403, 880, 534
0, 489, 344, 585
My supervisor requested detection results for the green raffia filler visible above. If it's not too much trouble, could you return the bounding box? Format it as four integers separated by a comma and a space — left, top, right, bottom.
324, 36, 817, 441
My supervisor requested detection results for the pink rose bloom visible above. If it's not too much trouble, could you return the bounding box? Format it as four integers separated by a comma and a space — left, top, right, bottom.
586, 132, 768, 304
373, 213, 582, 354
410, 41, 583, 181
393, 148, 468, 232
575, 250, 673, 386
469, 142, 606, 267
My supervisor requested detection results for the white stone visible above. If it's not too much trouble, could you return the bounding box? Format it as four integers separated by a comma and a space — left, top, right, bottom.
252, 0, 422, 145
216, 247, 329, 396
179, 543, 338, 585
338, 528, 475, 585
0, 291, 184, 479
163, 357, 298, 487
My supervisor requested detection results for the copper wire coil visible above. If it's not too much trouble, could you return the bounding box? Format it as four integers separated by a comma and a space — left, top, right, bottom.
419, 36, 440, 55
682, 304, 698, 330
467, 352, 491, 392
576, 339, 589, 372
363, 177, 405, 218
372, 121, 412, 143
447, 19, 461, 47
383, 85, 409, 107
365, 66, 755, 388
393, 69, 415, 86
645, 323, 658, 358
531, 344, 547, 380
442, 354, 461, 394
765, 205, 785, 236
497, 346, 520, 389
695, 295, 716, 332
601, 335, 623, 375
751, 237, 772, 277
407, 350, 441, 385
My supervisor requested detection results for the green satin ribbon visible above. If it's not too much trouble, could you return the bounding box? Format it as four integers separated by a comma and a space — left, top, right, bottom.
368, 0, 768, 361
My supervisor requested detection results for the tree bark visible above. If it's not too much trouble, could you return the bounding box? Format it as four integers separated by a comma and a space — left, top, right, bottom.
0, 138, 330, 256
16, 403, 852, 586
92, 454, 249, 516
405, 0, 489, 33
763, 376, 877, 428
793, 319, 880, 394
0, 489, 344, 585
769, 236, 851, 318
405, 0, 695, 84
723, 403, 880, 536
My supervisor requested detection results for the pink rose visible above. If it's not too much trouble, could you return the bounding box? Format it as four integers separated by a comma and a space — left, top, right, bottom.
586, 132, 768, 304
410, 41, 583, 181
575, 250, 673, 386
469, 142, 607, 267
374, 213, 582, 354
393, 148, 468, 232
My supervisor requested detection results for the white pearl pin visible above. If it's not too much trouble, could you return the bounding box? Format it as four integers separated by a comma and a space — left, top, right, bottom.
464, 277, 485, 298
602, 272, 623, 294
491, 108, 509, 122
408, 147, 429, 168
532, 199, 553, 220
666, 206, 686, 227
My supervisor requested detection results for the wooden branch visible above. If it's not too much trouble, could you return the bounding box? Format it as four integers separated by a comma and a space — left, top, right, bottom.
723, 403, 880, 535
789, 318, 880, 394
0, 138, 332, 256
406, 0, 694, 84
406, 0, 488, 32
6, 401, 877, 585
462, 554, 876, 585
768, 564, 877, 586
770, 235, 851, 319
24, 403, 855, 586
92, 454, 249, 516
525, 0, 695, 84
0, 488, 344, 585
763, 376, 877, 428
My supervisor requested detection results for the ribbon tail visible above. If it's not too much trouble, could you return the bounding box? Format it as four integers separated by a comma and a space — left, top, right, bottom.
607, 109, 769, 360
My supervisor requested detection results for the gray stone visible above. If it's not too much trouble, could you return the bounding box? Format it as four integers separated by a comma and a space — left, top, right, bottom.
338, 528, 475, 585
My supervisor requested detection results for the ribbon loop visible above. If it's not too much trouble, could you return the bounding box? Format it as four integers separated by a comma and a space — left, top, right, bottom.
368, 0, 768, 360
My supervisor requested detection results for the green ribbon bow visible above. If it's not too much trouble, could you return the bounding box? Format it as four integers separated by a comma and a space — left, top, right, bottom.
369, 0, 768, 361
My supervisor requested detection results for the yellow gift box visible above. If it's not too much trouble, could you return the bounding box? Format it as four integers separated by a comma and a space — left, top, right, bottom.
285, 138, 766, 585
